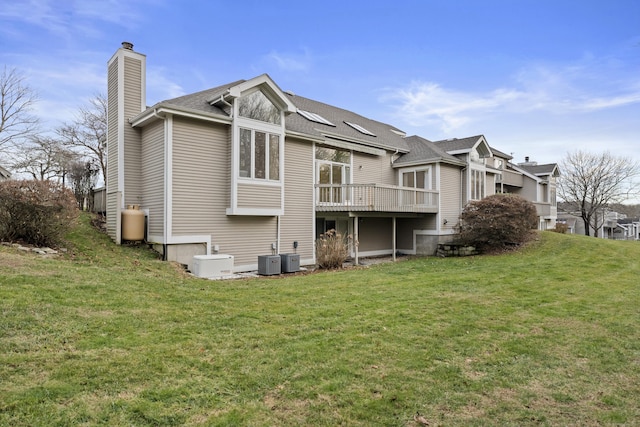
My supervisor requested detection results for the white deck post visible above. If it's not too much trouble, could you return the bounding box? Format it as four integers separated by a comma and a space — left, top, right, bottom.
354, 215, 359, 265
392, 216, 396, 262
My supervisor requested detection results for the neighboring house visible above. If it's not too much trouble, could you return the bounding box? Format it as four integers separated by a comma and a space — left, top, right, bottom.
489, 151, 560, 230
601, 213, 639, 240
0, 165, 11, 181
555, 216, 577, 234
557, 208, 638, 239
614, 218, 640, 240
106, 43, 556, 272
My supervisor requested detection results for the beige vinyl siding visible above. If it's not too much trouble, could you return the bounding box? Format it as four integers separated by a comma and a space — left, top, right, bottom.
519, 178, 538, 201
353, 152, 395, 185
123, 56, 143, 207
237, 183, 281, 209
106, 60, 119, 239
172, 117, 227, 234
440, 164, 463, 231
280, 138, 314, 258
170, 117, 279, 266
358, 217, 393, 252
141, 120, 165, 237
215, 216, 278, 266
396, 216, 437, 250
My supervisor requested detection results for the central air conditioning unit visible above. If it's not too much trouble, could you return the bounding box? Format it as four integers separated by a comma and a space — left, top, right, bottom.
258, 255, 281, 275
280, 253, 300, 273
192, 254, 234, 278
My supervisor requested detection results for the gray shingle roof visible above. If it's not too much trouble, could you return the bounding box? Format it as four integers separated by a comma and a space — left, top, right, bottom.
394, 135, 464, 166
284, 93, 410, 152
155, 76, 411, 153
432, 135, 485, 152
519, 163, 560, 177
154, 80, 246, 116
489, 146, 513, 160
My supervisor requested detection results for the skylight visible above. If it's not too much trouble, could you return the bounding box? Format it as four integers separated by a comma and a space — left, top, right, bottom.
298, 110, 335, 126
344, 121, 376, 137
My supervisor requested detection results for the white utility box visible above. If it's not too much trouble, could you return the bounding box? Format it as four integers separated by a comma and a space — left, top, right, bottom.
192, 254, 234, 278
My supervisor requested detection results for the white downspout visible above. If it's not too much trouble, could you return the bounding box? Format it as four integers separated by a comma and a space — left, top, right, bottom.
276, 215, 281, 254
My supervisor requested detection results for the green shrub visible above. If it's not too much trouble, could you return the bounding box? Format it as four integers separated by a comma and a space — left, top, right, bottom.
457, 194, 538, 251
315, 229, 350, 269
0, 179, 79, 247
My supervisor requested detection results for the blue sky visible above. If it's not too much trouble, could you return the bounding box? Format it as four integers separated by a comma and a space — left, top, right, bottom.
1, 0, 639, 167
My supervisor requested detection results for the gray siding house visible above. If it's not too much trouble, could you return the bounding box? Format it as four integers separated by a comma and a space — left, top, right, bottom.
106, 43, 557, 272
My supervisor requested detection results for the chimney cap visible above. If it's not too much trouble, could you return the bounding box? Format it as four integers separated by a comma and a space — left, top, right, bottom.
122, 41, 134, 50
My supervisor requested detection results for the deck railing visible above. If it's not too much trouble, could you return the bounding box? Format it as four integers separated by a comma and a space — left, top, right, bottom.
315, 184, 438, 213
532, 201, 552, 217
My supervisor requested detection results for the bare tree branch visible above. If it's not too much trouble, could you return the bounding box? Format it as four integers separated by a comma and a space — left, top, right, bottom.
57, 93, 107, 185
0, 66, 40, 154
559, 150, 640, 236
10, 135, 77, 182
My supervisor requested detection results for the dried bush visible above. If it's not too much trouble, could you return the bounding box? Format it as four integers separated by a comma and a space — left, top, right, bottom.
315, 229, 350, 269
550, 223, 569, 234
0, 179, 79, 247
457, 194, 538, 251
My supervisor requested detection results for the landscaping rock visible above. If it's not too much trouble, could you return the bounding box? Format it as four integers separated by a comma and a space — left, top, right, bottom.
1, 241, 63, 257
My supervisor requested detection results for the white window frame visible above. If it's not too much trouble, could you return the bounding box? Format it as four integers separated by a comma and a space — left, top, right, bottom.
315, 146, 352, 205
228, 88, 286, 216
232, 89, 284, 185
470, 168, 485, 201
400, 167, 433, 190
238, 127, 280, 182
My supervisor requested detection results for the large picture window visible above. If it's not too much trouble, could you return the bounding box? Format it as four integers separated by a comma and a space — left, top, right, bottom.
236, 90, 283, 182
239, 127, 280, 181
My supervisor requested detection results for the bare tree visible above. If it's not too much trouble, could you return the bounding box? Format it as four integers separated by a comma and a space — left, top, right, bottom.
11, 135, 77, 182
0, 66, 40, 155
558, 150, 640, 236
67, 159, 100, 210
57, 94, 107, 185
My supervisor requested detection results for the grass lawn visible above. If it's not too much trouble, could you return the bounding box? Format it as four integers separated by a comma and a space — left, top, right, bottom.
1, 213, 639, 426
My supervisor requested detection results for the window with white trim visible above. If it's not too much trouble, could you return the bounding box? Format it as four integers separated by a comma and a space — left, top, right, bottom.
316, 146, 351, 204
401, 167, 433, 206
239, 128, 280, 180
235, 89, 283, 182
238, 90, 280, 124
471, 169, 485, 200
402, 168, 432, 190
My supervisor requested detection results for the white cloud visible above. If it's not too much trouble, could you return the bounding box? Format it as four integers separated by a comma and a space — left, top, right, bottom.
0, 0, 159, 40
0, 0, 69, 35
147, 68, 185, 102
385, 57, 640, 134
387, 82, 526, 132
264, 49, 312, 72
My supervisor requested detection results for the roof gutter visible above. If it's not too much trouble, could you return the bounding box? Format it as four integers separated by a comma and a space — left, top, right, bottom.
130, 103, 233, 127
